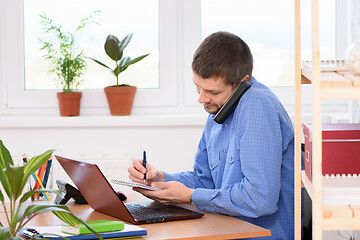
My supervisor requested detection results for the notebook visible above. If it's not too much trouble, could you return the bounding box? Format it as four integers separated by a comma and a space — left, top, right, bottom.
55, 155, 204, 224
20, 223, 146, 240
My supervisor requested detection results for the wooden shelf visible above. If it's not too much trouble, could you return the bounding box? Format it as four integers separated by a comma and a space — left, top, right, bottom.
294, 1, 360, 238
301, 67, 360, 88
302, 171, 360, 205
302, 171, 360, 230
301, 64, 360, 99
322, 205, 360, 231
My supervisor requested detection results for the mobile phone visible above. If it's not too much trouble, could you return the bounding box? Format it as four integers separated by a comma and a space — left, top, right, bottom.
54, 179, 88, 204
213, 81, 251, 124
54, 179, 127, 204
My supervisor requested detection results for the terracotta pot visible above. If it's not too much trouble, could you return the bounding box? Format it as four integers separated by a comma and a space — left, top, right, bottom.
104, 86, 137, 116
57, 92, 82, 117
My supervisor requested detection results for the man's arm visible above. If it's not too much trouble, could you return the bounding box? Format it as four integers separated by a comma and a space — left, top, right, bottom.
172, 97, 288, 218
131, 126, 214, 204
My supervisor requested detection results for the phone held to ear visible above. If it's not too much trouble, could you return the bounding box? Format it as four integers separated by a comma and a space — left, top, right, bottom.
213, 80, 251, 124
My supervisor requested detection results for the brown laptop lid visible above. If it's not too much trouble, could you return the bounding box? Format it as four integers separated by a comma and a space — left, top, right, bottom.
55, 155, 136, 224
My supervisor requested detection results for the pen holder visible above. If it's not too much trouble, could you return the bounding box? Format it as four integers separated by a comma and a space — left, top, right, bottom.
24, 156, 54, 202
37, 164, 53, 202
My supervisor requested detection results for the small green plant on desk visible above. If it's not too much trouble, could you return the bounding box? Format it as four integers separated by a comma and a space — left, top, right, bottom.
0, 140, 102, 239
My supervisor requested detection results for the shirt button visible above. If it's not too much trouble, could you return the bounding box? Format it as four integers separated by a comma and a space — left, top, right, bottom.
210, 163, 213, 167
222, 149, 226, 153
225, 123, 229, 126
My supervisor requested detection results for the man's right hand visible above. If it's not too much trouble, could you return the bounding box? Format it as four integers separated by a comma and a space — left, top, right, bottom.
128, 159, 165, 185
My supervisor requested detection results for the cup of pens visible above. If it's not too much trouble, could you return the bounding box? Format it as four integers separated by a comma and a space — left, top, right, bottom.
23, 154, 53, 202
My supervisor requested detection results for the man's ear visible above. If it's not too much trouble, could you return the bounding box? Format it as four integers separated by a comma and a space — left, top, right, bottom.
242, 75, 250, 82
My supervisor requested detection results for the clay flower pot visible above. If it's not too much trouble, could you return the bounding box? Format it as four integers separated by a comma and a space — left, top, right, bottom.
104, 86, 137, 116
57, 92, 82, 117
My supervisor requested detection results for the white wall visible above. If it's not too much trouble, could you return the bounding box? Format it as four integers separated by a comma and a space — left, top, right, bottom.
0, 115, 206, 175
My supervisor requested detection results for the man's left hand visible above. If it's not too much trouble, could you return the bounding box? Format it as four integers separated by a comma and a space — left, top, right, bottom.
133, 181, 194, 205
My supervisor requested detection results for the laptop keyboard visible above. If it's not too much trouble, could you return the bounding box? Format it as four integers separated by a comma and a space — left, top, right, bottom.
125, 203, 189, 221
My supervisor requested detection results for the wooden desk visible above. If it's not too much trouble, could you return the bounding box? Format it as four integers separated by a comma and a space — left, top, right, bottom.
2, 194, 271, 239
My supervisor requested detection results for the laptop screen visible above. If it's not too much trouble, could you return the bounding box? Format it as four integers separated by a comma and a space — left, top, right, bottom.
55, 155, 136, 223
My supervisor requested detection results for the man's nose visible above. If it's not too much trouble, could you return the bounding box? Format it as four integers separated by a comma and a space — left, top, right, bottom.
198, 89, 210, 103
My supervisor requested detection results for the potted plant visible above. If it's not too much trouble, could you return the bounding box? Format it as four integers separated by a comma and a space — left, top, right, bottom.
90, 33, 150, 116
0, 140, 102, 239
39, 11, 100, 116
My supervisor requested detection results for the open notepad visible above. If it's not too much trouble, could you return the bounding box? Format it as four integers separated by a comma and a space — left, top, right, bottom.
111, 179, 160, 191
20, 223, 147, 240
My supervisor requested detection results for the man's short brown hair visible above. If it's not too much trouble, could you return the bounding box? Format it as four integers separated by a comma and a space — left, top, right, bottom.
192, 31, 253, 87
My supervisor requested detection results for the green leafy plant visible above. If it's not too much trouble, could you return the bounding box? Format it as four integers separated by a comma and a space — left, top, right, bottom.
39, 11, 101, 93
90, 33, 150, 87
0, 140, 102, 239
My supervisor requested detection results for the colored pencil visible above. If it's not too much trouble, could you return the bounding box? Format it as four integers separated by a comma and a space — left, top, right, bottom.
34, 161, 47, 199
40, 158, 52, 198
23, 155, 50, 201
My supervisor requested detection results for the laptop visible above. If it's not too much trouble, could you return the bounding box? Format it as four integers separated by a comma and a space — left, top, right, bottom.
55, 155, 204, 224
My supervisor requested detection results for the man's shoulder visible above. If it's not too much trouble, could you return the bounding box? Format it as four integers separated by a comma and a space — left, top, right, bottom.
240, 86, 278, 108
236, 83, 293, 127
242, 81, 284, 108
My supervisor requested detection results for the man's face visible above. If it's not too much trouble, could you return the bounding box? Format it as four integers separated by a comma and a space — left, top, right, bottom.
193, 73, 234, 114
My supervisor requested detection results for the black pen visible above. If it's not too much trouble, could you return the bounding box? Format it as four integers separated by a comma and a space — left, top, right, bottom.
143, 151, 147, 182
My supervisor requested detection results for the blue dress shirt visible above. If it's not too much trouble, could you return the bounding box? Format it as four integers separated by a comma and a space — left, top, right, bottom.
164, 77, 294, 239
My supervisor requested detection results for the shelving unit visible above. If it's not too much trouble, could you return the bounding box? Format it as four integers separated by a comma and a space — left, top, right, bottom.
294, 0, 360, 239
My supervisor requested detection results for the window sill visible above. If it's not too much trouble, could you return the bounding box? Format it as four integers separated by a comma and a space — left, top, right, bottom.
0, 113, 208, 128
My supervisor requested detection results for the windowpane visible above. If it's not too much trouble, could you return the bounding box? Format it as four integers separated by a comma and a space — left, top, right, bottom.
201, 0, 335, 87
24, 0, 159, 90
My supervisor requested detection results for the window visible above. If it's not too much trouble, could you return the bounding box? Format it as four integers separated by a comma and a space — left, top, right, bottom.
0, 0, 347, 116
201, 0, 336, 87
1, 0, 177, 114
24, 0, 159, 90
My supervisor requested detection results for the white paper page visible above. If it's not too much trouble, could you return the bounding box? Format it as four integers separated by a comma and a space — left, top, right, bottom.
111, 179, 160, 191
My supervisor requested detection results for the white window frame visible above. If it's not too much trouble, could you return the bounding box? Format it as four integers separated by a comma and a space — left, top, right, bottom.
0, 0, 179, 115
0, 0, 350, 117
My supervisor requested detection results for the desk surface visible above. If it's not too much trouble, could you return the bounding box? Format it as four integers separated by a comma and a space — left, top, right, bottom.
2, 194, 271, 239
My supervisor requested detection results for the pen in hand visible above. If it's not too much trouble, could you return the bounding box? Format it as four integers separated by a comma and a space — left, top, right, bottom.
143, 150, 147, 182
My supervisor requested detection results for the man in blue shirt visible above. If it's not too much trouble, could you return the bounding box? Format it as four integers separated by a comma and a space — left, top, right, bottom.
128, 31, 294, 239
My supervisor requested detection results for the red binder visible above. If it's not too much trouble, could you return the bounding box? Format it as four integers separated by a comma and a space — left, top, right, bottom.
303, 123, 360, 181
